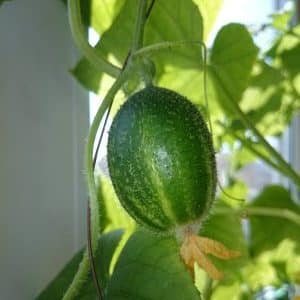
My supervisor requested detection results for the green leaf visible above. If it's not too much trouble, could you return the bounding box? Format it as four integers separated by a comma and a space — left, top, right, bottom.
36, 230, 124, 300
210, 23, 258, 115
270, 10, 294, 32
249, 185, 300, 256
97, 230, 125, 290
281, 43, 300, 77
76, 230, 125, 300
106, 229, 201, 300
71, 59, 102, 94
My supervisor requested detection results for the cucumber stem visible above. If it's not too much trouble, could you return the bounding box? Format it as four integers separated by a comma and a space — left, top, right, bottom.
67, 0, 121, 78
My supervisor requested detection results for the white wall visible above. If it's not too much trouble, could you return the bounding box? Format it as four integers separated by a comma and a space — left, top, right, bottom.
0, 1, 88, 299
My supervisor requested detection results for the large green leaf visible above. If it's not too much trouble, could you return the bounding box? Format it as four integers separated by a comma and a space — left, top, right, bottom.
36, 230, 124, 300
106, 229, 200, 300
249, 185, 300, 257
210, 23, 258, 115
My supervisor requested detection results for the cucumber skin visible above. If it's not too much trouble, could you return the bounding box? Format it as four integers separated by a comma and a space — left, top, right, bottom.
107, 86, 216, 233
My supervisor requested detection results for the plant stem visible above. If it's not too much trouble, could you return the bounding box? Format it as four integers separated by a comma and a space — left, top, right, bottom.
132, 0, 148, 51
214, 206, 300, 227
67, 0, 121, 78
62, 68, 131, 300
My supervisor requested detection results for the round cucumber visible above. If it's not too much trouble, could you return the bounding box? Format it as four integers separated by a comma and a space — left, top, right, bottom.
107, 86, 216, 233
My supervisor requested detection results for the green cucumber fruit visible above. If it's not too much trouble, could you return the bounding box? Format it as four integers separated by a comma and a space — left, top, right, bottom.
107, 86, 216, 233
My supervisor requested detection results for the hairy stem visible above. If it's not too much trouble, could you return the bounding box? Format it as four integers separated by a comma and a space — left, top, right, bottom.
67, 0, 121, 78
